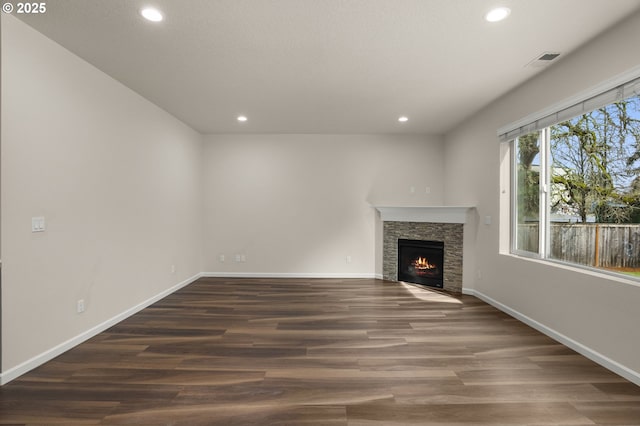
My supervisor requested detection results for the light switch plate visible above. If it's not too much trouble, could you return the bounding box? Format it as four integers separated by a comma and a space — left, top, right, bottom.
32, 216, 45, 232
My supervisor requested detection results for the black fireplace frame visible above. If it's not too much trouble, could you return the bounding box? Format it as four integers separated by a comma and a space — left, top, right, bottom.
397, 238, 444, 288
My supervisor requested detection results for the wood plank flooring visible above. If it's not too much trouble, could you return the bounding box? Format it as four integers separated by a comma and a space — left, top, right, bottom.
1, 277, 639, 425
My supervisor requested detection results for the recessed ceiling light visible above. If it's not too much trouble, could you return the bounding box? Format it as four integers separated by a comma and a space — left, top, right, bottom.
398, 116, 409, 122
485, 7, 511, 22
237, 115, 248, 122
140, 7, 164, 22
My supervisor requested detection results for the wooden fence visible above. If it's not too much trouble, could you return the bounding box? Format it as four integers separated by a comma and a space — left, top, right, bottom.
517, 223, 640, 269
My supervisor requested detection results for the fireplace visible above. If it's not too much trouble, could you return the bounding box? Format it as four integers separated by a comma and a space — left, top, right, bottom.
377, 206, 472, 293
397, 239, 444, 288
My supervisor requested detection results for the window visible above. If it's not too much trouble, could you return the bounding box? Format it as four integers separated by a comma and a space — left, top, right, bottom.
514, 130, 541, 254
506, 75, 640, 278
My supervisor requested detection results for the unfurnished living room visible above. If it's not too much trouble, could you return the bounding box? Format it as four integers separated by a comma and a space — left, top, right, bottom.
2, 0, 640, 424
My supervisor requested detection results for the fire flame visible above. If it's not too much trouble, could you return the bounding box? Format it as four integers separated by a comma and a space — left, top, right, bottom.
412, 257, 436, 270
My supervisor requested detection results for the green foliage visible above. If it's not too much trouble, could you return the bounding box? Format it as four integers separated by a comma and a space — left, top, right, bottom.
517, 165, 539, 223
518, 132, 539, 169
549, 95, 640, 224
516, 133, 540, 223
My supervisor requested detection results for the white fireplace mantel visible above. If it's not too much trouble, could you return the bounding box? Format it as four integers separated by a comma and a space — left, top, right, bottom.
374, 206, 475, 224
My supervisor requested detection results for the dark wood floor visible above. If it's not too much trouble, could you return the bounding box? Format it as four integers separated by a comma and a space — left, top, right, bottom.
1, 278, 639, 425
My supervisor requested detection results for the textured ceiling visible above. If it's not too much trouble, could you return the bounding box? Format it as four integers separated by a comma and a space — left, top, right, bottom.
14, 0, 640, 134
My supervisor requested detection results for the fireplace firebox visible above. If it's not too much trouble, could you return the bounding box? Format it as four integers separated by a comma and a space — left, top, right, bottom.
397, 239, 444, 288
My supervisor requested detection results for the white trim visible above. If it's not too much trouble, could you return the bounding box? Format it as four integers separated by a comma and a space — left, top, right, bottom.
503, 252, 640, 289
461, 288, 475, 296
463, 288, 640, 386
0, 273, 202, 385
201, 272, 377, 279
373, 206, 474, 223
4, 275, 637, 388
497, 64, 640, 137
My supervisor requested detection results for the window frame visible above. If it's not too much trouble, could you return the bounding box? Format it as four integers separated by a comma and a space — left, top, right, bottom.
507, 87, 640, 281
510, 129, 549, 260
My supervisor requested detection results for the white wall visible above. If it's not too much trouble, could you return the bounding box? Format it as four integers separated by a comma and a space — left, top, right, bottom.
202, 133, 444, 277
1, 16, 203, 378
6, 4, 640, 387
444, 10, 640, 380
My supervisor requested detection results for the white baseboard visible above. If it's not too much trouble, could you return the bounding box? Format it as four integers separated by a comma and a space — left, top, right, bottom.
16, 276, 633, 388
0, 273, 202, 385
461, 288, 476, 296
1, 272, 380, 384
463, 288, 640, 387
201, 272, 377, 279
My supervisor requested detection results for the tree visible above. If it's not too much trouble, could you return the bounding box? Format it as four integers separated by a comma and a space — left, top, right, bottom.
516, 132, 540, 223
550, 96, 640, 223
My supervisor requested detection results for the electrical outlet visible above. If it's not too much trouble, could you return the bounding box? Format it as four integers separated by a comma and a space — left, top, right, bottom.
235, 254, 241, 262
219, 254, 225, 262
77, 299, 85, 313
346, 255, 352, 264
171, 264, 176, 274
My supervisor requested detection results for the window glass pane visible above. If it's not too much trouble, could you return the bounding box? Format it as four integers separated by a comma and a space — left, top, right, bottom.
549, 94, 640, 276
515, 131, 541, 253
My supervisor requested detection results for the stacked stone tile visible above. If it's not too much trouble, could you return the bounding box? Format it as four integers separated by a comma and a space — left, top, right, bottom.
383, 221, 463, 293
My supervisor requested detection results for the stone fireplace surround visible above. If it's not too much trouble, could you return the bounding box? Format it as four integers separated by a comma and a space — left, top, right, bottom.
376, 207, 472, 293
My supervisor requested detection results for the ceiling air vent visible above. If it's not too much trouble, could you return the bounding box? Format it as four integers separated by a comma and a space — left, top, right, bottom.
526, 52, 561, 68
